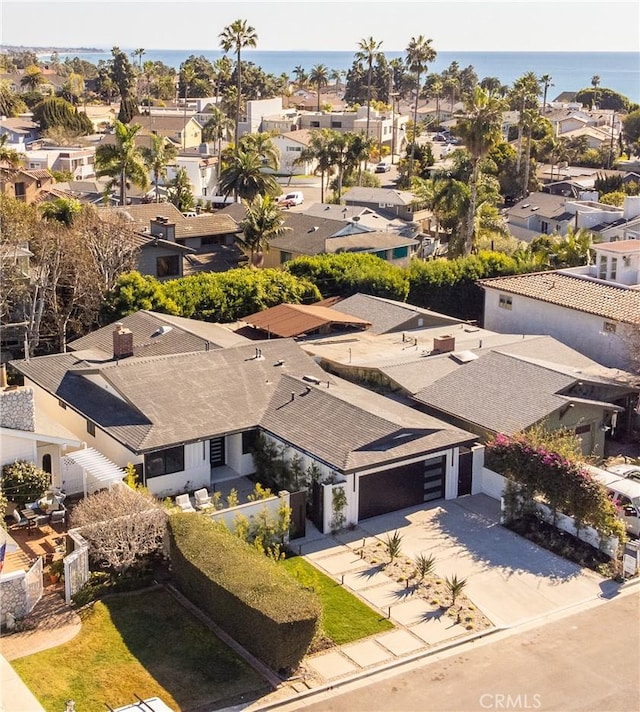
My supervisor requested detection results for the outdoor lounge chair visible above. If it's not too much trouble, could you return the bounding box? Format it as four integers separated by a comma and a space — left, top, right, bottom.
10, 509, 29, 529
175, 493, 195, 513
50, 506, 67, 527
194, 488, 213, 510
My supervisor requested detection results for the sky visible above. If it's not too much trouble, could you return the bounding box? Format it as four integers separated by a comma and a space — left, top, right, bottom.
2, 0, 639, 53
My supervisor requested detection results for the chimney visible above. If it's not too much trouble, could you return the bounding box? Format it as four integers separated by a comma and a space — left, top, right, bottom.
150, 217, 166, 237
113, 323, 134, 360
432, 335, 455, 354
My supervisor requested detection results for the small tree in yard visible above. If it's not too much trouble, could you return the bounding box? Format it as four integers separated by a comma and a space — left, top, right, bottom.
384, 530, 403, 564
414, 552, 436, 582
1, 461, 51, 509
70, 485, 167, 574
445, 574, 467, 607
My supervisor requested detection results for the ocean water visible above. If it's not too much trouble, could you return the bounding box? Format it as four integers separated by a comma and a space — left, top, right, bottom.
52, 49, 639, 104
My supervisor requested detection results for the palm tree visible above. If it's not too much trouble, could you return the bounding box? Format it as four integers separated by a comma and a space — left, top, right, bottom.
202, 106, 234, 186
219, 19, 258, 153
237, 194, 289, 268
40, 197, 82, 226
131, 48, 145, 101
296, 128, 334, 203
456, 87, 506, 255
20, 65, 44, 91
309, 64, 330, 113
330, 68, 343, 94
405, 36, 437, 185
219, 147, 280, 202
141, 133, 178, 203
540, 74, 554, 113
167, 166, 195, 213
355, 37, 384, 141
591, 74, 601, 108
0, 134, 22, 169
180, 64, 196, 151
293, 65, 307, 88
239, 132, 280, 171
95, 120, 149, 206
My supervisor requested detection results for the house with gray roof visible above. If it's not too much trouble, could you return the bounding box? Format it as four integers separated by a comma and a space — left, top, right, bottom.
10, 319, 478, 528
343, 187, 429, 224
481, 241, 640, 371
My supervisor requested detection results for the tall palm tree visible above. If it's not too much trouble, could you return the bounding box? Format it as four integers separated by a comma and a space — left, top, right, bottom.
355, 37, 384, 141
456, 87, 505, 255
237, 194, 289, 268
180, 64, 196, 151
131, 48, 145, 102
219, 19, 258, 153
591, 74, 601, 108
141, 133, 178, 203
293, 65, 307, 88
405, 36, 437, 185
540, 74, 553, 113
95, 120, 149, 206
296, 128, 334, 203
219, 147, 280, 202
330, 68, 343, 94
202, 106, 234, 186
309, 64, 330, 113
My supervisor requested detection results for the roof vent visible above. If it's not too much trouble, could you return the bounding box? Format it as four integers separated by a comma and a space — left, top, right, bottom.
152, 325, 172, 337
303, 375, 321, 384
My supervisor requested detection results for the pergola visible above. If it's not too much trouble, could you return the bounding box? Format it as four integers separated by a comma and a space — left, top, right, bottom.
62, 448, 125, 496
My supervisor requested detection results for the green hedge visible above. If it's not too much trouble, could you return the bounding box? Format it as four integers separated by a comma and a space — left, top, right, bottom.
168, 514, 321, 672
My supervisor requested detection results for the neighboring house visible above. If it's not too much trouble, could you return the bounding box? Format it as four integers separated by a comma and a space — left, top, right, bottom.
237, 97, 288, 136
296, 306, 638, 457
505, 192, 640, 242
165, 153, 218, 201
271, 130, 316, 175
0, 168, 57, 203
129, 231, 194, 280
105, 203, 245, 274
9, 327, 479, 525
343, 187, 430, 225
23, 146, 96, 180
133, 114, 203, 149
0, 117, 40, 146
329, 293, 463, 334
480, 240, 640, 371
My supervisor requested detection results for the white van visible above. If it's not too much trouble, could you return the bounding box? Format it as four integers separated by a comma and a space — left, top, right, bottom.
587, 465, 640, 537
278, 191, 304, 207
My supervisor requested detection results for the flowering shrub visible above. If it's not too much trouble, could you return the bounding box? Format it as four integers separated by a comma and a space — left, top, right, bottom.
486, 432, 625, 542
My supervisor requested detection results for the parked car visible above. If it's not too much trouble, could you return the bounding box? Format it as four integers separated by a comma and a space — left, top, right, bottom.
588, 465, 640, 537
606, 463, 640, 482
278, 191, 304, 207
433, 133, 449, 142
375, 162, 391, 173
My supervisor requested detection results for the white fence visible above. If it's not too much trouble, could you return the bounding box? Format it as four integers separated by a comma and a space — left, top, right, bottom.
482, 466, 620, 557
208, 491, 290, 536
64, 529, 90, 604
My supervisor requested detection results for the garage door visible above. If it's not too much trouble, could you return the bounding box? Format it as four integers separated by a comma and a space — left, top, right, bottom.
358, 456, 446, 520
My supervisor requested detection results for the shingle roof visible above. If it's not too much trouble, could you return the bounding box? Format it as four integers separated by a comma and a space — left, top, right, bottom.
344, 187, 416, 206
12, 339, 331, 452
241, 303, 371, 338
506, 192, 570, 220
331, 294, 461, 334
68, 310, 231, 358
261, 375, 474, 472
413, 351, 576, 433
105, 204, 240, 238
479, 272, 640, 324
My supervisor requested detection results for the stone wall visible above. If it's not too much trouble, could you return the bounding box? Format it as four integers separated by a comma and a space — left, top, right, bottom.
0, 387, 36, 432
0, 573, 29, 629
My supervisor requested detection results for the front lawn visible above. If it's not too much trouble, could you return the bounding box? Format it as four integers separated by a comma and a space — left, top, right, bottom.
281, 555, 394, 645
12, 589, 269, 711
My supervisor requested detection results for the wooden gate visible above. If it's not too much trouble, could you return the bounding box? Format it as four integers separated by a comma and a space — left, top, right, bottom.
288, 490, 307, 540
457, 448, 473, 497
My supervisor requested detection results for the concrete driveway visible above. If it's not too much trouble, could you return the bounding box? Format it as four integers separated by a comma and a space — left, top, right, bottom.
353, 494, 613, 628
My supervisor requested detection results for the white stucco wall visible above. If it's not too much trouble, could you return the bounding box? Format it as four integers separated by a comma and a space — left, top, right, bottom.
0, 433, 36, 467
225, 433, 256, 477
483, 289, 629, 369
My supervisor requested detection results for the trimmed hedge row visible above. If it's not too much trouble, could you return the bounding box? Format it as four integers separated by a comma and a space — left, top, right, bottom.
168, 514, 321, 672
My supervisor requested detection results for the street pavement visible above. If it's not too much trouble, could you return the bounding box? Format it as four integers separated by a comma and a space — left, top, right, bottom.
288, 588, 640, 712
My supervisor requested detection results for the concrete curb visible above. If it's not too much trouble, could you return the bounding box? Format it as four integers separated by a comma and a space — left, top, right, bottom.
249, 626, 505, 712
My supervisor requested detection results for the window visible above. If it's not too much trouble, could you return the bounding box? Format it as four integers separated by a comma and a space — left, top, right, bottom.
280, 251, 292, 264
14, 182, 26, 201
286, 146, 301, 152
331, 121, 342, 128
540, 221, 550, 235
58, 399, 67, 410
144, 446, 184, 478
42, 454, 52, 473
242, 430, 258, 454
603, 321, 617, 333
156, 255, 180, 277
86, 420, 95, 437
598, 256, 607, 280
499, 294, 513, 310
310, 121, 320, 128
610, 257, 617, 280
392, 246, 408, 260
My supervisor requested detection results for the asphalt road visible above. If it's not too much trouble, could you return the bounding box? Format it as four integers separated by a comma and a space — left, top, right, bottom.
295, 590, 640, 712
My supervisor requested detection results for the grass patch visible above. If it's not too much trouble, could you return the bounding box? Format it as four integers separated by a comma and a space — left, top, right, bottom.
281, 556, 393, 645
12, 589, 269, 711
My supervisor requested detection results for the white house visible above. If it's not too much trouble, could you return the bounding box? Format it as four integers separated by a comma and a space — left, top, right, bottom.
271, 130, 316, 175
480, 240, 640, 370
